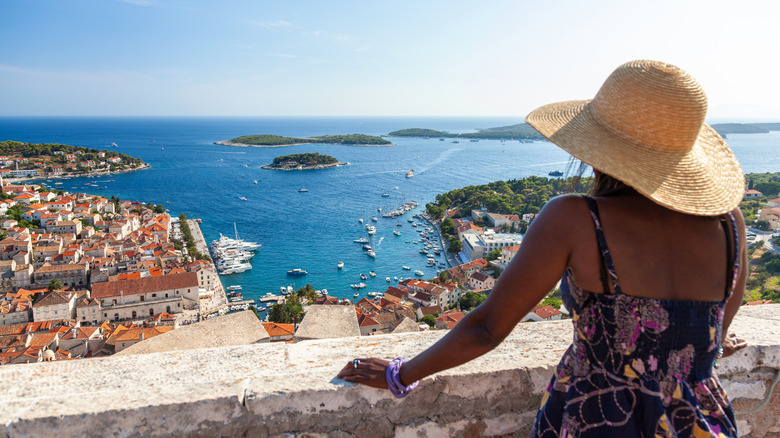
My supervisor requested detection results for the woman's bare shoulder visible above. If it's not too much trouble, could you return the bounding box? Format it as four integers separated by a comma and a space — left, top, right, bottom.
537, 194, 588, 221
528, 194, 591, 238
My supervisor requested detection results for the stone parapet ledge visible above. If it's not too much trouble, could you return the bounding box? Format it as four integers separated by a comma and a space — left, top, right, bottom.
1, 305, 779, 438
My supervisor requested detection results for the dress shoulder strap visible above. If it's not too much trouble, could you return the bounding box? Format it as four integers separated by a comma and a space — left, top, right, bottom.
723, 212, 740, 300
581, 196, 623, 295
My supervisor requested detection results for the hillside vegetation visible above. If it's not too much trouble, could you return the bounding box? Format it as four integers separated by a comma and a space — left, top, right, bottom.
425, 175, 592, 219
0, 140, 143, 165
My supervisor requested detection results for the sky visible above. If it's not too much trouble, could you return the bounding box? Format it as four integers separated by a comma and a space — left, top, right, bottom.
1, 0, 779, 119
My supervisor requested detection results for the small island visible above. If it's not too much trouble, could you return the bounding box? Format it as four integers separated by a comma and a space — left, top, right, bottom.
261, 152, 348, 170
216, 133, 392, 147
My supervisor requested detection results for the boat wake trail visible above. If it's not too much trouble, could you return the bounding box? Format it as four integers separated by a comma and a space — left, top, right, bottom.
377, 236, 385, 248
416, 148, 462, 175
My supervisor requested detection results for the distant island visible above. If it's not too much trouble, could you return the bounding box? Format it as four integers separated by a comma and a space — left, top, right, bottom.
387, 123, 545, 141
389, 122, 780, 141
216, 133, 392, 147
261, 152, 348, 170
711, 123, 780, 137
0, 140, 147, 180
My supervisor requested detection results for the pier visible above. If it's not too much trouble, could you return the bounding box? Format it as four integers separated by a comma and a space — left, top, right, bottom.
187, 218, 228, 314
257, 294, 285, 304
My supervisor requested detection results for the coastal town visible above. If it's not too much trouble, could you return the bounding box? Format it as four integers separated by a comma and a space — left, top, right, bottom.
0, 159, 562, 365
2, 165, 779, 364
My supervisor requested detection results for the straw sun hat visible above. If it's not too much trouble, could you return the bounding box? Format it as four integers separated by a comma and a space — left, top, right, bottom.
526, 59, 744, 216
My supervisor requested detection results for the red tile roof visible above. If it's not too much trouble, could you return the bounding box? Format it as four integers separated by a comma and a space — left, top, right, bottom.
92, 272, 198, 299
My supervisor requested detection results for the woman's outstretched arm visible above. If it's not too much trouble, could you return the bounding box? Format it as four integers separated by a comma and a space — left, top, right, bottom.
337, 195, 582, 388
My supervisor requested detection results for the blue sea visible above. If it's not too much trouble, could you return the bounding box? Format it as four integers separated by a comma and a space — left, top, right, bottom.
1, 117, 778, 305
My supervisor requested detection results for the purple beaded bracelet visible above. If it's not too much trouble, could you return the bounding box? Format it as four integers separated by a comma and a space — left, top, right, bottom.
386, 357, 419, 398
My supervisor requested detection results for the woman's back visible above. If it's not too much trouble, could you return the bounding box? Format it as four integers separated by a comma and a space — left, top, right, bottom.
565, 193, 737, 303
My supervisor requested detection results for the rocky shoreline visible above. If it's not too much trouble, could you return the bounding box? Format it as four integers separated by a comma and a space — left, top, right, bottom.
261, 162, 349, 171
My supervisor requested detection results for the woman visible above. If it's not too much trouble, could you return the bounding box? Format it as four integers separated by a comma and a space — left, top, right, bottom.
337, 60, 748, 436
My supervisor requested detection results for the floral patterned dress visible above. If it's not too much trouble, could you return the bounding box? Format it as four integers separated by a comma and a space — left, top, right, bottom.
531, 196, 739, 437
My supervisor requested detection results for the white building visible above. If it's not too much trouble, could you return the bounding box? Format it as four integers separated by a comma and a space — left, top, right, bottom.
461, 230, 523, 262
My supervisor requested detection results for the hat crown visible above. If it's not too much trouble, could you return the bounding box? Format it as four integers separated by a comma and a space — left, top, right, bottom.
590, 60, 708, 153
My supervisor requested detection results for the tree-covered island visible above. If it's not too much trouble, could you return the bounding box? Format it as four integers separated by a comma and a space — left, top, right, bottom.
0, 140, 147, 180
387, 123, 546, 141
216, 133, 392, 147
261, 152, 348, 170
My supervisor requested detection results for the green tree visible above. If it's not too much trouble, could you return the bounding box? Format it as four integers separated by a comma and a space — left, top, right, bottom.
268, 303, 290, 323
48, 279, 63, 291
440, 217, 455, 236
541, 296, 563, 309
268, 298, 304, 324
438, 270, 450, 283
420, 314, 437, 327
447, 237, 462, 253
296, 284, 317, 304
458, 291, 487, 311
485, 248, 502, 261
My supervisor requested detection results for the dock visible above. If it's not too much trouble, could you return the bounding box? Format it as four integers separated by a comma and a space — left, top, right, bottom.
202, 300, 257, 317
187, 218, 228, 314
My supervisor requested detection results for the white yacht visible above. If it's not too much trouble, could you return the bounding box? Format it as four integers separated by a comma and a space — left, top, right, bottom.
414, 270, 424, 276
367, 250, 376, 258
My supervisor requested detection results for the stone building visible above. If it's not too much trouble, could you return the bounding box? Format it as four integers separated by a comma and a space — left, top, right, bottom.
33, 262, 89, 288
90, 272, 199, 322
31, 291, 77, 322
46, 220, 83, 235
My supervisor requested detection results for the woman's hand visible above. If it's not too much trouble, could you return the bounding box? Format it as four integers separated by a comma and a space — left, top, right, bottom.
721, 332, 747, 358
336, 358, 390, 389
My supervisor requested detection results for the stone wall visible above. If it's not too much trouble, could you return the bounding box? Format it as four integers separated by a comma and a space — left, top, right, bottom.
1, 305, 779, 437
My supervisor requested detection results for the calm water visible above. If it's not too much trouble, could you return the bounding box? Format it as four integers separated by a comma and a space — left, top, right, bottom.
1, 117, 778, 303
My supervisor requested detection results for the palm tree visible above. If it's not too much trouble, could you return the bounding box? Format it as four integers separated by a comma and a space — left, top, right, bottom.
48, 279, 63, 291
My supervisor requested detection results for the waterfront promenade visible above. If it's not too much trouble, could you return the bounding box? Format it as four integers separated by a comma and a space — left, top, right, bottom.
419, 213, 459, 269
188, 219, 228, 313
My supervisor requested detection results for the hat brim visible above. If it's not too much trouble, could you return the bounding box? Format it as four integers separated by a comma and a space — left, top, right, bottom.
527, 100, 744, 216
